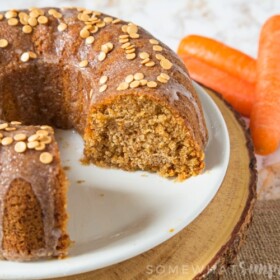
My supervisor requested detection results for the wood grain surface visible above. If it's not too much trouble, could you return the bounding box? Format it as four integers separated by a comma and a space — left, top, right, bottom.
55, 88, 257, 280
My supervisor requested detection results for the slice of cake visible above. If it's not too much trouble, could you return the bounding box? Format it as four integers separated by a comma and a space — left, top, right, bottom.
0, 121, 70, 261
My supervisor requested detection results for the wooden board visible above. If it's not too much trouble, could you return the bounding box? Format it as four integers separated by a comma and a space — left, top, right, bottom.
56, 88, 257, 280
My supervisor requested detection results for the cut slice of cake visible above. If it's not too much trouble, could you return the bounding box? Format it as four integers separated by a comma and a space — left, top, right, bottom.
0, 121, 70, 261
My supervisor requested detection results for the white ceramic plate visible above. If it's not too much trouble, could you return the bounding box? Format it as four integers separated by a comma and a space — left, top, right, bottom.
0, 83, 230, 280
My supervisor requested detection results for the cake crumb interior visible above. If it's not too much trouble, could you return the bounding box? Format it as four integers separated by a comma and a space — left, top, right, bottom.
84, 94, 205, 180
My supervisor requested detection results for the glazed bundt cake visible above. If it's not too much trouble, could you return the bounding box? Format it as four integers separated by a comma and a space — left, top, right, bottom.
0, 7, 207, 180
0, 7, 208, 261
0, 121, 69, 260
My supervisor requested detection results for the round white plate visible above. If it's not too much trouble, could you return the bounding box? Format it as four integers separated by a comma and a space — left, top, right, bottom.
0, 83, 230, 280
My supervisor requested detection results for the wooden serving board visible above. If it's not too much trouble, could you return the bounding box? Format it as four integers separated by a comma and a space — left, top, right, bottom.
57, 88, 257, 280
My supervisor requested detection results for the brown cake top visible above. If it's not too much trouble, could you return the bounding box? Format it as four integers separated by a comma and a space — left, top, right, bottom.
0, 121, 54, 164
0, 7, 174, 93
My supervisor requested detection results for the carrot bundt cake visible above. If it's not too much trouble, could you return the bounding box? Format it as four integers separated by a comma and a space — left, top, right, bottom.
0, 7, 208, 261
0, 121, 69, 261
0, 6, 208, 179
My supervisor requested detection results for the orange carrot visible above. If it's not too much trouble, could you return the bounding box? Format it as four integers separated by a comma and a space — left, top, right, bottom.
181, 55, 255, 116
177, 35, 256, 116
250, 15, 280, 155
178, 35, 257, 83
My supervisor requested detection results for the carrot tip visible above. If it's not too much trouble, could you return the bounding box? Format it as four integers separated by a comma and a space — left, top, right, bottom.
251, 127, 279, 155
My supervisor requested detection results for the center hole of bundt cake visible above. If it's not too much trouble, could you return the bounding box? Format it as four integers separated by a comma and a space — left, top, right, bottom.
0, 64, 85, 131
84, 94, 203, 180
